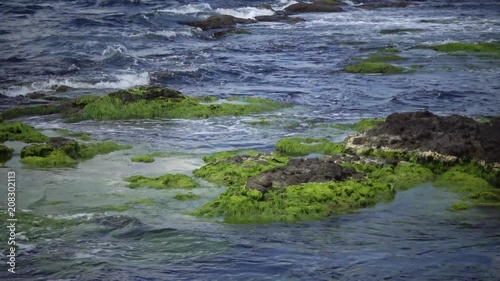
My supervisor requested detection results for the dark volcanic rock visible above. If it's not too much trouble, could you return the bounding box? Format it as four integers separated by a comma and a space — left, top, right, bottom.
187, 15, 256, 31
346, 111, 500, 164
285, 1, 344, 13
246, 158, 362, 193
255, 14, 305, 24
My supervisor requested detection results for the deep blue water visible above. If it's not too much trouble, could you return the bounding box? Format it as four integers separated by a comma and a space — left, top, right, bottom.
0, 0, 499, 280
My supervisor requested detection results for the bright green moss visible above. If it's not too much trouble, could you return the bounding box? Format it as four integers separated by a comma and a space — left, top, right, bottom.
191, 179, 395, 223
344, 62, 406, 74
360, 53, 403, 63
353, 118, 385, 131
0, 145, 14, 162
174, 192, 200, 201
431, 42, 500, 54
448, 202, 472, 211
20, 150, 78, 168
0, 121, 49, 143
78, 142, 131, 160
56, 129, 92, 140
131, 155, 155, 163
194, 152, 289, 187
275, 137, 345, 156
369, 162, 435, 190
67, 87, 289, 121
124, 173, 198, 189
202, 150, 259, 164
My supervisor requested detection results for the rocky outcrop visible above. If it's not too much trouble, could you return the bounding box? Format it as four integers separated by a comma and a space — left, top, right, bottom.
345, 111, 500, 164
246, 157, 363, 193
187, 15, 256, 31
285, 1, 344, 13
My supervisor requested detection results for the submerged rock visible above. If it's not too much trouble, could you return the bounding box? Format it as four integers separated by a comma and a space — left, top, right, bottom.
187, 15, 256, 31
0, 144, 14, 163
213, 29, 250, 39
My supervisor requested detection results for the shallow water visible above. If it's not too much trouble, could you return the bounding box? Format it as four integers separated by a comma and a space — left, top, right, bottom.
1, 0, 500, 280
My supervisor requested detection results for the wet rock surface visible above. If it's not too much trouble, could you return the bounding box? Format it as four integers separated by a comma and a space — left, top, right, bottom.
246, 157, 363, 193
108, 86, 186, 103
285, 1, 344, 13
186, 15, 256, 31
346, 111, 500, 164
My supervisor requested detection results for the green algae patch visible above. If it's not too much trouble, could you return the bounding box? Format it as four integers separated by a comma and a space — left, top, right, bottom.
202, 150, 259, 164
246, 118, 273, 126
378, 48, 401, 53
56, 129, 92, 140
448, 202, 473, 211
368, 162, 435, 190
0, 121, 49, 143
353, 118, 385, 131
344, 62, 406, 74
194, 152, 289, 187
357, 53, 403, 63
190, 179, 395, 223
20, 138, 131, 168
124, 173, 198, 189
430, 42, 500, 55
0, 103, 67, 120
131, 155, 155, 163
66, 86, 290, 122
275, 137, 345, 156
21, 149, 79, 168
0, 144, 14, 163
174, 192, 200, 201
434, 169, 500, 209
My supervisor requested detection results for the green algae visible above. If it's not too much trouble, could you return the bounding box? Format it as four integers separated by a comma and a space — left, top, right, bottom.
430, 42, 500, 55
246, 118, 273, 126
0, 103, 66, 120
107, 198, 155, 212
56, 129, 92, 140
275, 137, 345, 156
353, 118, 385, 131
0, 144, 14, 162
131, 155, 155, 163
194, 152, 289, 187
447, 202, 473, 211
369, 162, 435, 190
202, 150, 259, 164
344, 62, 406, 74
190, 179, 395, 223
124, 173, 198, 189
357, 53, 403, 63
20, 141, 131, 168
174, 192, 200, 201
69, 87, 289, 121
378, 48, 401, 53
0, 121, 49, 143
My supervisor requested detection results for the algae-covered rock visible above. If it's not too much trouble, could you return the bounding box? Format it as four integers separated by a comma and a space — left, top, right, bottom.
344, 62, 406, 74
246, 157, 363, 193
430, 42, 500, 55
191, 178, 395, 223
213, 29, 250, 39
194, 151, 289, 187
131, 155, 155, 163
174, 192, 200, 201
0, 121, 49, 143
187, 15, 256, 31
124, 173, 198, 189
330, 118, 385, 131
275, 137, 345, 156
20, 137, 131, 168
0, 144, 14, 162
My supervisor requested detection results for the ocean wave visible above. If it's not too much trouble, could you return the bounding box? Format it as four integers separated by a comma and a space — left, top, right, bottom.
128, 30, 193, 39
158, 3, 274, 19
0, 72, 150, 97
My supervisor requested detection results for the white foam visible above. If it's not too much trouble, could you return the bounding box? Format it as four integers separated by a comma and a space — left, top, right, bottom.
102, 44, 128, 57
1, 72, 151, 97
158, 3, 212, 15
214, 7, 274, 19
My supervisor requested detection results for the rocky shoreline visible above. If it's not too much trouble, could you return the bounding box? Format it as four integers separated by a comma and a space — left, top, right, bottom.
1, 86, 499, 223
